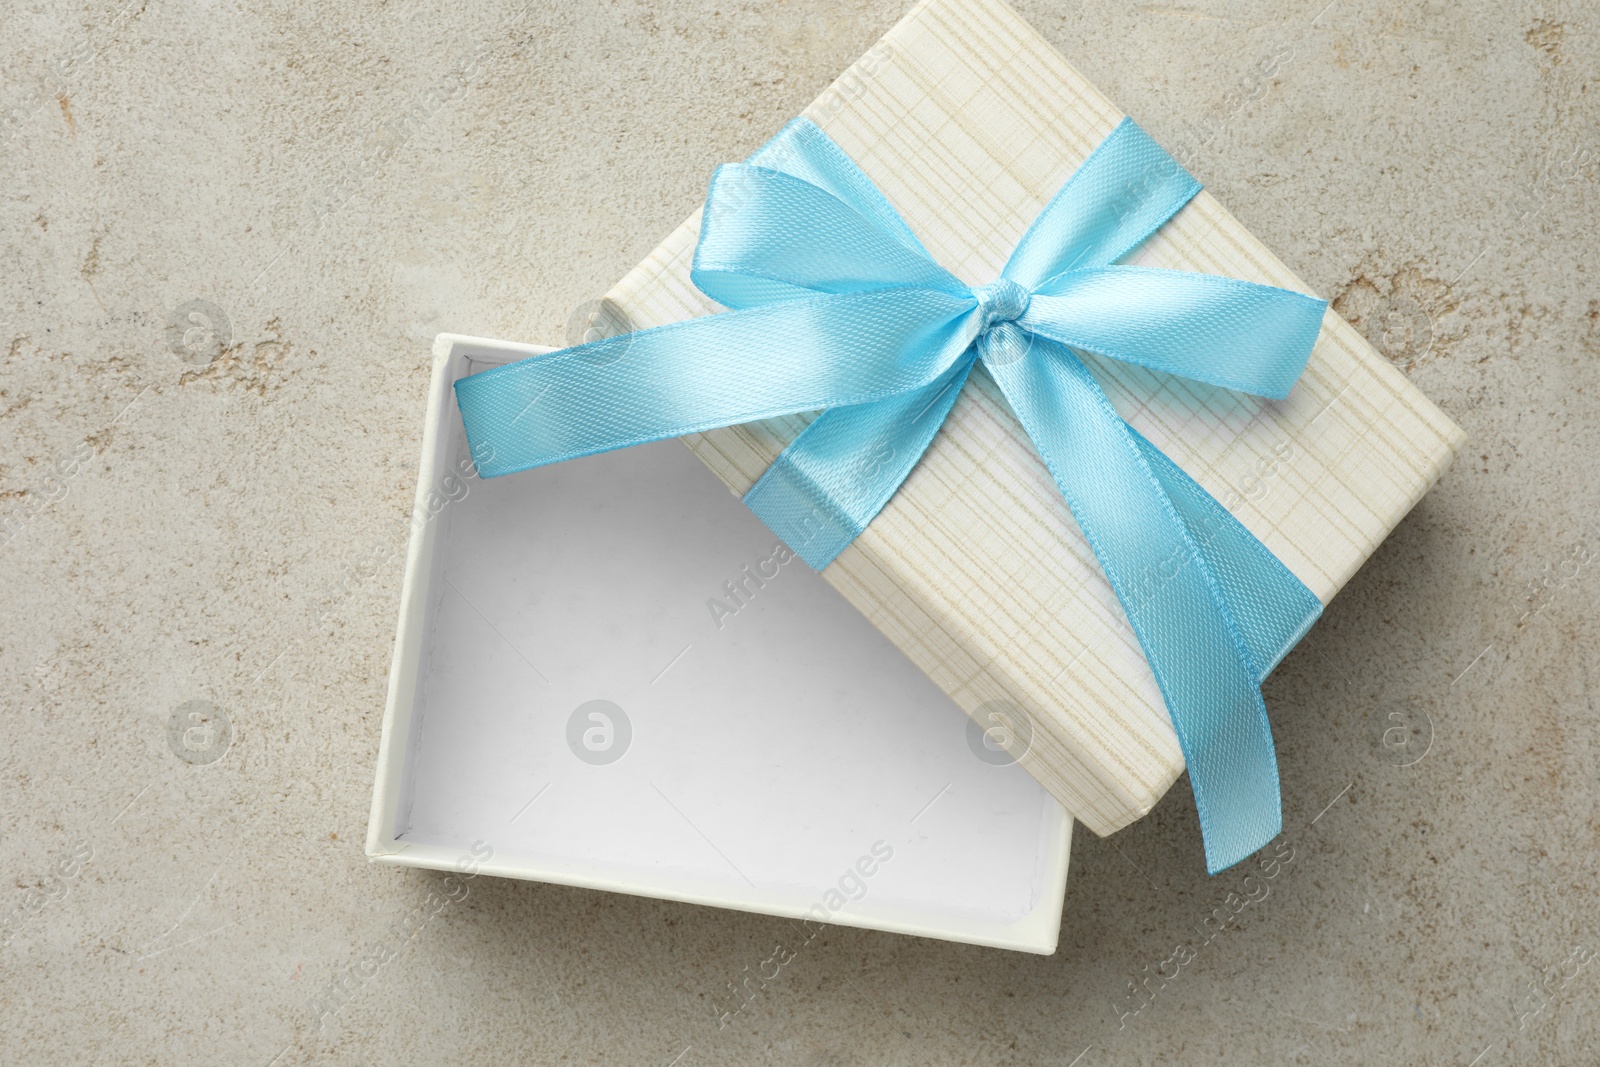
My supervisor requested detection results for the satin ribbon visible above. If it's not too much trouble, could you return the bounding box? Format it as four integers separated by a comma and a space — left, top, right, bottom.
455, 116, 1327, 873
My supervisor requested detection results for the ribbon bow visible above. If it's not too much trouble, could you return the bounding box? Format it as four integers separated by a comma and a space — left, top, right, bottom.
456, 117, 1327, 873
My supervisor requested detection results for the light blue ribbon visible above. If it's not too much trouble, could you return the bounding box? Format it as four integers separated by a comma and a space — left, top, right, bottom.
455, 116, 1327, 873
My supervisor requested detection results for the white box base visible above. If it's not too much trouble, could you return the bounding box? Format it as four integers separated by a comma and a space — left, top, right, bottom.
366, 334, 1071, 953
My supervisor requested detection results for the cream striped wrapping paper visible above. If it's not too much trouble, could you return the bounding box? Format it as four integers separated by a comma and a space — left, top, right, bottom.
595, 0, 1465, 837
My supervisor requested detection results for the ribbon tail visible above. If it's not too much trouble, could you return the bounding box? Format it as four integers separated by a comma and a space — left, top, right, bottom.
745, 358, 975, 570
1129, 427, 1323, 679
455, 288, 976, 478
1002, 116, 1201, 289
985, 334, 1282, 874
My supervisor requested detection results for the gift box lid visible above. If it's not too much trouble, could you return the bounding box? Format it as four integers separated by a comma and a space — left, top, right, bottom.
589, 0, 1465, 837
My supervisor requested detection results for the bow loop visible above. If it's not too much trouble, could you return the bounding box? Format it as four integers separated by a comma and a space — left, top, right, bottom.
693, 164, 965, 309
1022, 266, 1328, 400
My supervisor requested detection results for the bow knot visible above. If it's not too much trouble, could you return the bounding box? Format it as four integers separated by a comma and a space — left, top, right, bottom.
972, 277, 1032, 332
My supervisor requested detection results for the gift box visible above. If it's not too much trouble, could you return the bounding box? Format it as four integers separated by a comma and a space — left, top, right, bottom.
561, 0, 1466, 843
365, 334, 1072, 953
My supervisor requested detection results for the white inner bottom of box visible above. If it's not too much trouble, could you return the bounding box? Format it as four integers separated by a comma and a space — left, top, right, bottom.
393, 350, 1065, 931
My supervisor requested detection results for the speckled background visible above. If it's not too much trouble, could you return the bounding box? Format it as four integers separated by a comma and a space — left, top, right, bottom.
2, 0, 1597, 1063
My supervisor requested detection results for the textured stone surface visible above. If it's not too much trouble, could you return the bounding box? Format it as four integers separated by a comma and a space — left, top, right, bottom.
1, 0, 1596, 1063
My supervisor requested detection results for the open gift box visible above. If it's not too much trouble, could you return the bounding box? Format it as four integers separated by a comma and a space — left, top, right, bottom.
370, 0, 1462, 944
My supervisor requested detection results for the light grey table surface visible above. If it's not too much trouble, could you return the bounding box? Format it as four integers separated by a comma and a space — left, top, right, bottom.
3, 0, 1597, 1063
